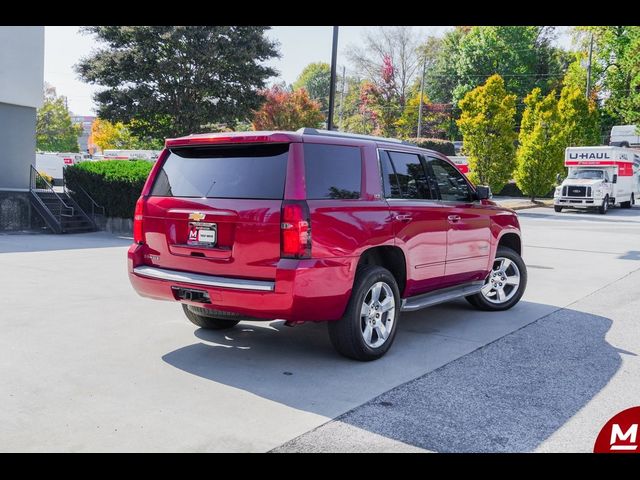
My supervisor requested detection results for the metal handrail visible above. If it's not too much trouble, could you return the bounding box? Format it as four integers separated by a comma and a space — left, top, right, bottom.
67, 183, 106, 219
29, 165, 74, 217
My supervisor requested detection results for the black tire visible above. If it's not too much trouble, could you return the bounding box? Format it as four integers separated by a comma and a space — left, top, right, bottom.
182, 304, 241, 330
621, 195, 633, 208
465, 246, 527, 312
598, 196, 609, 215
554, 206, 563, 213
328, 265, 400, 361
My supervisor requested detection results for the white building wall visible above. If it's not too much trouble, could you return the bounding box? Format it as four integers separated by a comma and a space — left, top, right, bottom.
0, 26, 45, 109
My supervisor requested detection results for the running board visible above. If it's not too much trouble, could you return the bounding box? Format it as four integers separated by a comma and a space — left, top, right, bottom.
401, 282, 484, 312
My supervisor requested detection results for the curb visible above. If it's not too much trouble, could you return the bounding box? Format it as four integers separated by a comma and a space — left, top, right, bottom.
508, 203, 553, 211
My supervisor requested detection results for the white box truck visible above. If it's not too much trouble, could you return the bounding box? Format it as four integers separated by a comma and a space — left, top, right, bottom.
102, 149, 160, 161
35, 152, 84, 186
447, 155, 470, 175
610, 125, 640, 148
554, 146, 640, 214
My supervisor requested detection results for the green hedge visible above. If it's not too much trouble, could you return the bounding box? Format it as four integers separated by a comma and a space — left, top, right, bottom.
406, 138, 456, 156
65, 160, 153, 219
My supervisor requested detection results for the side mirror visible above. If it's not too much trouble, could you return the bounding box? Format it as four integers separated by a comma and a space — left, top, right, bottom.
556, 173, 562, 184
476, 185, 492, 200
612, 174, 618, 184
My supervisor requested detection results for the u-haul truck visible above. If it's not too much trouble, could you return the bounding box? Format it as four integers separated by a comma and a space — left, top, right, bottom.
447, 155, 470, 175
554, 146, 640, 214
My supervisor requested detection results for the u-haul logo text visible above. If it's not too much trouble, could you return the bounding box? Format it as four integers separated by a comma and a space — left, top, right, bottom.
569, 152, 611, 160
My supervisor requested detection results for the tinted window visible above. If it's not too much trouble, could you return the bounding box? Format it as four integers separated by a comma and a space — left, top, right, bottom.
386, 151, 432, 200
150, 144, 289, 199
428, 157, 472, 202
380, 151, 400, 198
304, 144, 361, 199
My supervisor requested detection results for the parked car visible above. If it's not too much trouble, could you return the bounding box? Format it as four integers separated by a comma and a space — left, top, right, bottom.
128, 129, 527, 360
610, 125, 640, 148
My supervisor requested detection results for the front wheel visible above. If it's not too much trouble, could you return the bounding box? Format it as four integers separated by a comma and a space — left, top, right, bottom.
554, 206, 563, 213
466, 247, 527, 311
328, 265, 400, 361
598, 196, 609, 214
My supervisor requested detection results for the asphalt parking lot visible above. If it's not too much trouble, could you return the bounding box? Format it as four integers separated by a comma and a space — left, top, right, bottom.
2, 206, 640, 452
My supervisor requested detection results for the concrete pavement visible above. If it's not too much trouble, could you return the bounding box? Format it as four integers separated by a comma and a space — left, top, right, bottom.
1, 206, 639, 451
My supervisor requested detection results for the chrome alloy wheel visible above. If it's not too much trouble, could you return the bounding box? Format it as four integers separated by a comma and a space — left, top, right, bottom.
481, 257, 521, 305
360, 281, 395, 348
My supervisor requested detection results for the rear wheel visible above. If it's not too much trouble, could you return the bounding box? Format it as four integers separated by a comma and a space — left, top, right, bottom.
621, 194, 633, 208
182, 304, 240, 330
466, 247, 527, 311
598, 196, 609, 214
328, 265, 400, 361
554, 206, 563, 213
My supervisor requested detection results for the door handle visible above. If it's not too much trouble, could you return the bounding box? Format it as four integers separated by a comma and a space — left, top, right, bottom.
395, 214, 413, 222
447, 215, 461, 223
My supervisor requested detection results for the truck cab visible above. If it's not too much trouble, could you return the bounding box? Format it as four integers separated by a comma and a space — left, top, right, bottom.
554, 146, 640, 214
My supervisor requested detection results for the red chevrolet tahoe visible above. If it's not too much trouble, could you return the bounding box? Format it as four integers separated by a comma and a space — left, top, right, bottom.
128, 129, 526, 361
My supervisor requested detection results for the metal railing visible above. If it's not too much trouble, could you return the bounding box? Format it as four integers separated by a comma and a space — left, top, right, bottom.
29, 165, 74, 218
70, 184, 106, 220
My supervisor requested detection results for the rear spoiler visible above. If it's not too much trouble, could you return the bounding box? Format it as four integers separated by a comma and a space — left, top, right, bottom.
166, 132, 298, 148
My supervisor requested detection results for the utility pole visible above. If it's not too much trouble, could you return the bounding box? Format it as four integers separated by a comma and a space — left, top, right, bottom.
327, 26, 339, 131
338, 65, 346, 131
586, 32, 594, 100
417, 55, 427, 139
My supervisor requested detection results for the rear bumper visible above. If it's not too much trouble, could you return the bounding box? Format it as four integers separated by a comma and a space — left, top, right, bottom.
128, 244, 357, 322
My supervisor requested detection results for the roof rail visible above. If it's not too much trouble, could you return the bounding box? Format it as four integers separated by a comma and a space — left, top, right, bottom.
296, 128, 405, 144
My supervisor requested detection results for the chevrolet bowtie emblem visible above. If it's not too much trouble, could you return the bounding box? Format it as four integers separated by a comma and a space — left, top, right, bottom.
188, 212, 206, 221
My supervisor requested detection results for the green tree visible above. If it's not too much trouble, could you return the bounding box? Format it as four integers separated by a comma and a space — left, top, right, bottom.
36, 87, 81, 152
76, 26, 279, 139
514, 88, 564, 201
396, 92, 450, 139
574, 26, 640, 125
251, 85, 324, 131
90, 119, 162, 151
562, 56, 589, 94
426, 27, 569, 108
557, 85, 601, 147
396, 92, 426, 138
423, 27, 467, 104
457, 75, 517, 192
293, 63, 331, 116
341, 78, 377, 134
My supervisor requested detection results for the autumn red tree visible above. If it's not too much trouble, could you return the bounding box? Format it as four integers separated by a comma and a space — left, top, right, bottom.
252, 85, 324, 131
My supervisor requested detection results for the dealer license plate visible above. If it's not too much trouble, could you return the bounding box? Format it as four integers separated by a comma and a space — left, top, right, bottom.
187, 222, 217, 247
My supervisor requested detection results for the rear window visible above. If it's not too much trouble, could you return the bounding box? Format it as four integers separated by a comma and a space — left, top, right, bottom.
150, 144, 289, 199
304, 144, 361, 199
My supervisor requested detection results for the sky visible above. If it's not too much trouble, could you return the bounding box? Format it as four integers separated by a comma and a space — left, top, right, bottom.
44, 26, 574, 116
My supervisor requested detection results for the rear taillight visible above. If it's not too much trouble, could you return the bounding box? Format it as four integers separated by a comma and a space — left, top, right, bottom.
133, 197, 145, 244
280, 200, 311, 259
